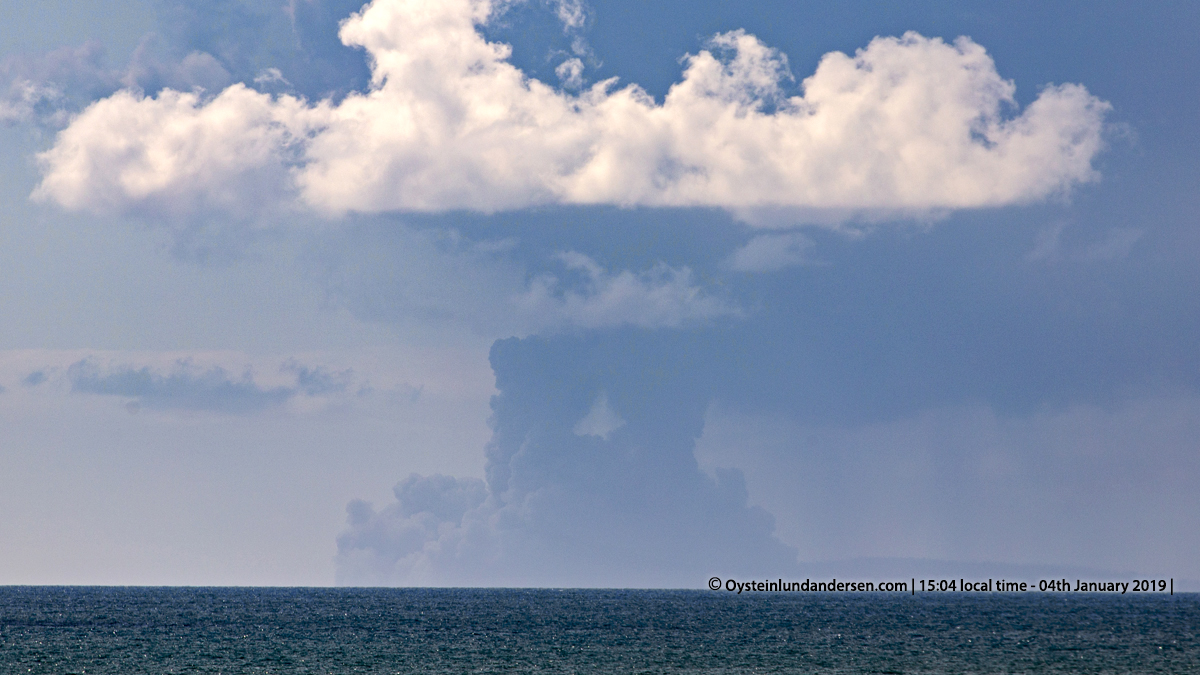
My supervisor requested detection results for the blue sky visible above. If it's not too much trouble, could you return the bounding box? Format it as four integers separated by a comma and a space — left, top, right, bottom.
1, 0, 1197, 587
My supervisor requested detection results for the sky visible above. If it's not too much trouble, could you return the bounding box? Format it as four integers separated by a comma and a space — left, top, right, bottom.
1, 0, 1197, 588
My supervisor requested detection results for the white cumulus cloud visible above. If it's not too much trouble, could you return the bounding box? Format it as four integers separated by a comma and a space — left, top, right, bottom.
35, 0, 1109, 223
33, 85, 325, 220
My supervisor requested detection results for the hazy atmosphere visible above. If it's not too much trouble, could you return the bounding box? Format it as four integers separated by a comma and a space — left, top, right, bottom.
2, 0, 1197, 587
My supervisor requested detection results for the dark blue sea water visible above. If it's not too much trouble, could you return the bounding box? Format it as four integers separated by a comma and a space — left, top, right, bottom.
1, 587, 1196, 674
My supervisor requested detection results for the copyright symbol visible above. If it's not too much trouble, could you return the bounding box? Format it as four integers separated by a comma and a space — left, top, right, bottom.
708, 577, 722, 590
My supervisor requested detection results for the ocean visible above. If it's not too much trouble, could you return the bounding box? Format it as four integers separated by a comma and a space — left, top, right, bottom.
1, 587, 1196, 673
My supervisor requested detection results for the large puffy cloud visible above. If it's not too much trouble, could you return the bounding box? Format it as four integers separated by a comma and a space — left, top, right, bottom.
336, 331, 799, 587
33, 86, 324, 220
34, 0, 1108, 221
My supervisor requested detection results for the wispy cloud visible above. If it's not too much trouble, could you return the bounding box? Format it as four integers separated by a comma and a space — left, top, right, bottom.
67, 358, 294, 414
0, 42, 121, 127
1027, 221, 1144, 263
520, 252, 738, 330
34, 0, 1108, 223
282, 359, 355, 396
726, 232, 816, 272
59, 356, 362, 414
316, 225, 736, 335
21, 370, 49, 387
